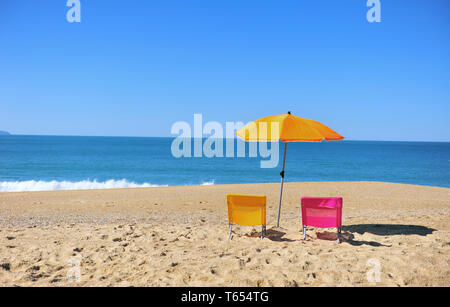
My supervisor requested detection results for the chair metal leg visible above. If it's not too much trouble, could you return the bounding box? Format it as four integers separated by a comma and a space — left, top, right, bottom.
261, 225, 266, 240
337, 227, 341, 243
303, 225, 307, 240
228, 223, 232, 240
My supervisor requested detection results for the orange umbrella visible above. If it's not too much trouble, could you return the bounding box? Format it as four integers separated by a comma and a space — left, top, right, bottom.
236, 112, 344, 227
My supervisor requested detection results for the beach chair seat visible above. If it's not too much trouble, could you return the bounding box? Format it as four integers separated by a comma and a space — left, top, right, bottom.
301, 197, 343, 243
227, 194, 266, 240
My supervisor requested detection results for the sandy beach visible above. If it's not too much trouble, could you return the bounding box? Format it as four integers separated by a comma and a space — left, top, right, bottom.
0, 181, 448, 287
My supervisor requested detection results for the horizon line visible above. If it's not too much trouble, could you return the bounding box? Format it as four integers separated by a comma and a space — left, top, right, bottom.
2, 133, 449, 143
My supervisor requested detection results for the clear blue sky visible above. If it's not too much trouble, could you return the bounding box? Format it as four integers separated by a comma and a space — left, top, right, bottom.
1, 0, 449, 141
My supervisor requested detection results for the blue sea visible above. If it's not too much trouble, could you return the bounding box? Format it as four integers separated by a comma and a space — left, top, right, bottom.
0, 135, 449, 192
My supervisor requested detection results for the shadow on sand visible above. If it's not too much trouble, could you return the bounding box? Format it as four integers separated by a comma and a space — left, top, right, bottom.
343, 224, 436, 236
315, 230, 391, 247
242, 224, 436, 246
243, 228, 296, 242
333, 224, 436, 247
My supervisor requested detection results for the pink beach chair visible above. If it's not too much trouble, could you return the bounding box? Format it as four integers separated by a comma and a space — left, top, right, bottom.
301, 197, 343, 243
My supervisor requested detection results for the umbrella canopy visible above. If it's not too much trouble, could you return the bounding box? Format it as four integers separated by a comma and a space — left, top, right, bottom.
236, 112, 344, 227
236, 113, 344, 142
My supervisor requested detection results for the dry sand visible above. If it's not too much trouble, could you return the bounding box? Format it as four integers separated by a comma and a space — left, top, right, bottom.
0, 181, 449, 287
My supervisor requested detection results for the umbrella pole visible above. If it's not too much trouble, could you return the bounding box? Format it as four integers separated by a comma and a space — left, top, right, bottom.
276, 142, 287, 228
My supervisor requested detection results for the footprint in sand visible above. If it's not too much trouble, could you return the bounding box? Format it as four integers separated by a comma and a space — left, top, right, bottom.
1, 263, 11, 271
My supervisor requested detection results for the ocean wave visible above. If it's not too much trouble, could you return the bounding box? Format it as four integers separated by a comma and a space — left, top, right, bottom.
0, 179, 166, 192
201, 180, 215, 186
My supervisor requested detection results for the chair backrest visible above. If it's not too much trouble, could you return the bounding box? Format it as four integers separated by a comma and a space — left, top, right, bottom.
301, 197, 342, 228
227, 194, 266, 226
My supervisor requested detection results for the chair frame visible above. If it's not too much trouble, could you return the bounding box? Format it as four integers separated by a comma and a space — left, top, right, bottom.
303, 225, 341, 243
301, 197, 343, 244
227, 194, 267, 240
228, 223, 266, 240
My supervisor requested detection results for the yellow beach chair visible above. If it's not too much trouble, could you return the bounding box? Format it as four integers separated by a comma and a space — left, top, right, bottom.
226, 194, 267, 240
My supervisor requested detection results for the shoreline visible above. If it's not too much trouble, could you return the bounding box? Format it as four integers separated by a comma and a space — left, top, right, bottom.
1, 180, 449, 194
0, 181, 449, 286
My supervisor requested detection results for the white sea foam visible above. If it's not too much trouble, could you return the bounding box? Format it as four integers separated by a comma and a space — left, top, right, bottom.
201, 180, 215, 185
0, 179, 167, 192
